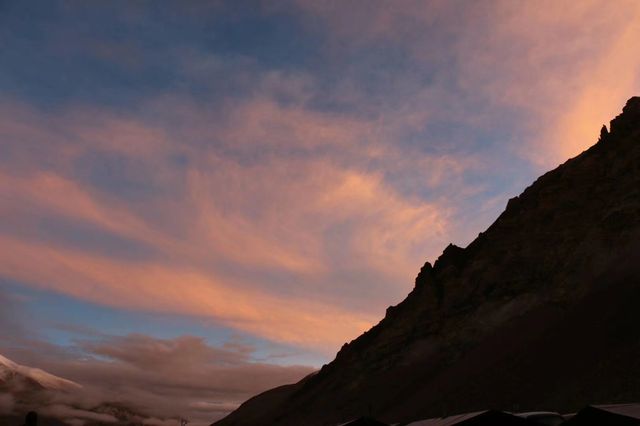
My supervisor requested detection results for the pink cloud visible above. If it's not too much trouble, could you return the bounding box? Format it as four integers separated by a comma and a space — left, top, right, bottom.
443, 1, 640, 166
291, 0, 640, 168
0, 234, 379, 348
0, 86, 465, 350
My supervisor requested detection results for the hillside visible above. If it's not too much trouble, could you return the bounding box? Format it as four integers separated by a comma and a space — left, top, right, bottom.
214, 97, 640, 426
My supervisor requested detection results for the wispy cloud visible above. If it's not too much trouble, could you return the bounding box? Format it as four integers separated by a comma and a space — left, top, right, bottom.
1, 3, 639, 412
293, 0, 640, 165
0, 92, 458, 349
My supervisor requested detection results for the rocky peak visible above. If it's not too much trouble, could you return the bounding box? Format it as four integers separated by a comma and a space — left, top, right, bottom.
608, 96, 640, 138
215, 97, 640, 426
433, 243, 466, 272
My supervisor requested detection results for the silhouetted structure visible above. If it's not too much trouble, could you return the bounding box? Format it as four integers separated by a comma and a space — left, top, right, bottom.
565, 405, 640, 426
339, 417, 388, 426
24, 411, 38, 426
405, 410, 532, 425
598, 124, 609, 142
455, 411, 530, 426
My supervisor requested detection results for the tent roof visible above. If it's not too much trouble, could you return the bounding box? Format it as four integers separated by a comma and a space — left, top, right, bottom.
337, 416, 389, 426
594, 404, 640, 420
564, 405, 640, 425
405, 411, 487, 426
405, 410, 530, 426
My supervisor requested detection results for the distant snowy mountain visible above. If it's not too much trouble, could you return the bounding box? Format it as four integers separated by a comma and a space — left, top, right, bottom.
0, 354, 81, 392
0, 354, 178, 425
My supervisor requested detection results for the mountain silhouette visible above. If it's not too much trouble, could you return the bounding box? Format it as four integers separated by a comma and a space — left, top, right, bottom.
214, 97, 640, 426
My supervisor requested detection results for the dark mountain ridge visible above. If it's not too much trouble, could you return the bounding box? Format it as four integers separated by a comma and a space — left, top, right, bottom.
215, 97, 640, 426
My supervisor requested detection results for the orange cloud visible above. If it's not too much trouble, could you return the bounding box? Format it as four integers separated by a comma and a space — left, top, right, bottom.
0, 99, 456, 351
537, 5, 640, 163
18, 0, 626, 351
10, 0, 637, 355
0, 234, 375, 348
292, 0, 640, 168
457, 0, 640, 166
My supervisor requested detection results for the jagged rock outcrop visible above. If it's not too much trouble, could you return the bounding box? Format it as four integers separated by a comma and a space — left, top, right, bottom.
215, 97, 640, 426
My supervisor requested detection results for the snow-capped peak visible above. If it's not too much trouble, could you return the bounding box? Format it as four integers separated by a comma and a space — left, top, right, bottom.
0, 353, 20, 370
0, 353, 81, 391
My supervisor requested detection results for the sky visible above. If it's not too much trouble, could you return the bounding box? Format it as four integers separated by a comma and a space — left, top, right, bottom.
1, 0, 640, 424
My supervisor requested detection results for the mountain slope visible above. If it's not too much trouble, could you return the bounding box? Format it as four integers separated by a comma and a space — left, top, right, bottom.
214, 97, 640, 426
0, 354, 81, 392
0, 354, 163, 425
